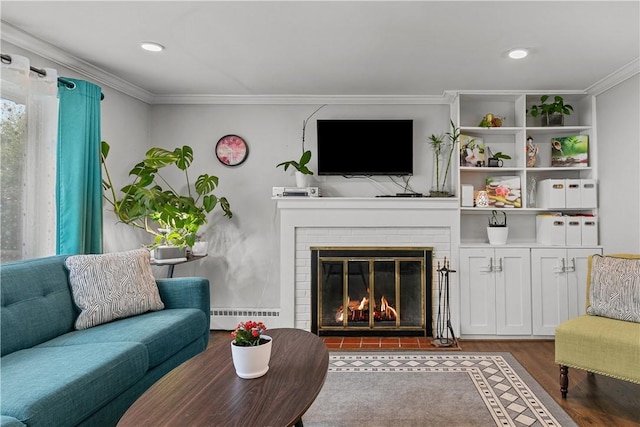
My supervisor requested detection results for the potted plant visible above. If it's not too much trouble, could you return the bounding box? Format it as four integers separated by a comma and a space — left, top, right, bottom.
528, 95, 574, 127
427, 120, 461, 197
487, 210, 508, 245
487, 150, 512, 167
276, 105, 326, 187
276, 150, 313, 187
230, 320, 272, 379
101, 142, 232, 257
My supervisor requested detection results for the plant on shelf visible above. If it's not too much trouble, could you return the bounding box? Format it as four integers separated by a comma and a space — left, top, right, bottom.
491, 152, 511, 161
528, 95, 574, 126
101, 142, 233, 250
488, 210, 507, 227
427, 120, 461, 197
276, 105, 326, 186
231, 320, 269, 347
487, 210, 508, 245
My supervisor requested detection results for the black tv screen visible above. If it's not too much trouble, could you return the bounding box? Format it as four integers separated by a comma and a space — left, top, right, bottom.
317, 119, 413, 176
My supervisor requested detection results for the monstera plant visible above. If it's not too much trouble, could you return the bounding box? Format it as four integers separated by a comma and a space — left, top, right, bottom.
101, 142, 232, 249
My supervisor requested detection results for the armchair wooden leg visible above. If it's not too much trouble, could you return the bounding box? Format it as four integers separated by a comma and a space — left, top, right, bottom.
560, 365, 569, 398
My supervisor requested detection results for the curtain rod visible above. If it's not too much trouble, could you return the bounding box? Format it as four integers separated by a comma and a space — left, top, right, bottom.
1, 53, 104, 100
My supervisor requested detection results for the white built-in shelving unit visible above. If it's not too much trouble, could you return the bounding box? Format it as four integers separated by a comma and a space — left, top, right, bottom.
452, 91, 602, 338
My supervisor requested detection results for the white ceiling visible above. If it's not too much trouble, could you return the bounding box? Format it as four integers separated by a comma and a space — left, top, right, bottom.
2, 1, 639, 103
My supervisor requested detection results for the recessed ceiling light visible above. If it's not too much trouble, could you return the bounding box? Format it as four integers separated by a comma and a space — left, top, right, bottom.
508, 49, 528, 60
140, 42, 165, 52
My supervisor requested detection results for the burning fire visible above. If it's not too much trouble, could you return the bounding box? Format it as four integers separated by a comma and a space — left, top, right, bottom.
334, 295, 397, 323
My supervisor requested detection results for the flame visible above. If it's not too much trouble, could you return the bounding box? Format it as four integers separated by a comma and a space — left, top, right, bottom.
357, 297, 368, 310
380, 295, 398, 319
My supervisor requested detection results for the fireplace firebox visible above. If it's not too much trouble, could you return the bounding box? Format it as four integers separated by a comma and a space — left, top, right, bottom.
311, 247, 433, 337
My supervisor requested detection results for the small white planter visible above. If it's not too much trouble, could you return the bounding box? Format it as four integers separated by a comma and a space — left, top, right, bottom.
487, 226, 509, 245
191, 241, 207, 256
295, 171, 310, 188
230, 335, 272, 379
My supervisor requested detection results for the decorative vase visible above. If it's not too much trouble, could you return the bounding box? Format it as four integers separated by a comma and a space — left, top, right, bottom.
430, 144, 454, 197
487, 227, 508, 245
543, 113, 564, 127
295, 171, 310, 188
191, 241, 207, 256
230, 335, 272, 379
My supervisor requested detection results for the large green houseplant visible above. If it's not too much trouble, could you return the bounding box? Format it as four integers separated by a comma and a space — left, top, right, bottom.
101, 142, 232, 250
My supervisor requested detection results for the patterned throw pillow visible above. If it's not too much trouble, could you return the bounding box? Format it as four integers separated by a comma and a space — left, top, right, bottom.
586, 254, 640, 323
65, 249, 164, 329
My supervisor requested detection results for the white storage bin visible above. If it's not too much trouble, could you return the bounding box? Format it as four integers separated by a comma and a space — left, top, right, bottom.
537, 179, 566, 209
580, 179, 597, 208
565, 217, 582, 245
536, 214, 566, 246
581, 216, 598, 245
565, 179, 582, 208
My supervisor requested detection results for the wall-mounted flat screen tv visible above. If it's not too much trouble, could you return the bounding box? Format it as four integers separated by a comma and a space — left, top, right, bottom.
317, 119, 413, 176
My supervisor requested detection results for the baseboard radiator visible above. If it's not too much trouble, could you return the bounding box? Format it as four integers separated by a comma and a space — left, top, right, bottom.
209, 309, 281, 330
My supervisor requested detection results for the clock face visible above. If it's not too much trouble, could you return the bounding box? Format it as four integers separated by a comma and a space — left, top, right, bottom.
215, 134, 248, 166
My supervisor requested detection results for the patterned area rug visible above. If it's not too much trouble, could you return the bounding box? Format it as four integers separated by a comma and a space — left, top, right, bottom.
303, 352, 577, 427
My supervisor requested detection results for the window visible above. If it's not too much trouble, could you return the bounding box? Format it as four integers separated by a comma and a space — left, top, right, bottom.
1, 55, 58, 262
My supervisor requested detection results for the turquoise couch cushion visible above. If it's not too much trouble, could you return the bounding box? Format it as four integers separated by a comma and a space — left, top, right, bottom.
0, 342, 147, 427
37, 308, 207, 367
1, 256, 76, 356
0, 416, 25, 427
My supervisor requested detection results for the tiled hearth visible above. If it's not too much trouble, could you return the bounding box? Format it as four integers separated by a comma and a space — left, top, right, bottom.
275, 197, 461, 335
321, 336, 459, 350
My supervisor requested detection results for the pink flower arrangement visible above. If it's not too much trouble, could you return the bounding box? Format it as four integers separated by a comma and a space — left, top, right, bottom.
231, 320, 268, 346
495, 185, 510, 198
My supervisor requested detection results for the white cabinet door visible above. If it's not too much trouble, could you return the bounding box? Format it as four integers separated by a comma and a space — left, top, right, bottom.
566, 248, 603, 319
531, 249, 568, 335
460, 247, 531, 336
460, 248, 496, 335
495, 248, 531, 335
531, 248, 602, 336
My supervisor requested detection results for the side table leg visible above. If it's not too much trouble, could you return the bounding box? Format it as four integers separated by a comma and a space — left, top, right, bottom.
294, 418, 304, 427
167, 264, 175, 278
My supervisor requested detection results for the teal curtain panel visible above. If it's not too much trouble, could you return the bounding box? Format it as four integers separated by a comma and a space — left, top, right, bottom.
56, 78, 102, 255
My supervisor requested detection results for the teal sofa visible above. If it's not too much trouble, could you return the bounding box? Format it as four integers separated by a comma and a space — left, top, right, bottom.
1, 255, 211, 427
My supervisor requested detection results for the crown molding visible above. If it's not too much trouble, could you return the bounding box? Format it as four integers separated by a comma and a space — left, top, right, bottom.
586, 58, 640, 96
150, 94, 449, 105
1, 21, 154, 104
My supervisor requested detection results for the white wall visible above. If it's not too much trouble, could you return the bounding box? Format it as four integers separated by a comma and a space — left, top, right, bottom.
147, 103, 450, 311
596, 74, 640, 254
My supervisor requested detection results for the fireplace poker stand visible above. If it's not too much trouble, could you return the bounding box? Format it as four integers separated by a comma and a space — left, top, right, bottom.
431, 258, 457, 347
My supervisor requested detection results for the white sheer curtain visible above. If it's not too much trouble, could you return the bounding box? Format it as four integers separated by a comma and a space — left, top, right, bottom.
1, 53, 59, 261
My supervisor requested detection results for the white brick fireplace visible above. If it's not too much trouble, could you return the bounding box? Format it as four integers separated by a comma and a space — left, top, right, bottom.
274, 197, 461, 335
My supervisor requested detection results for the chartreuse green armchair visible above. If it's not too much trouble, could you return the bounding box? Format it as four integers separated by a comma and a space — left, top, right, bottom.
555, 254, 640, 398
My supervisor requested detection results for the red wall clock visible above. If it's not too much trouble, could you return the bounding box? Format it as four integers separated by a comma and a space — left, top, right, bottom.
215, 134, 248, 166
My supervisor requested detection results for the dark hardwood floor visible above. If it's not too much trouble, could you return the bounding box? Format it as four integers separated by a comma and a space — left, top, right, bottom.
210, 331, 640, 426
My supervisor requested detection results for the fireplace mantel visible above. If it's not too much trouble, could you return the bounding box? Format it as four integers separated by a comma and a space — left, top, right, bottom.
274, 197, 461, 332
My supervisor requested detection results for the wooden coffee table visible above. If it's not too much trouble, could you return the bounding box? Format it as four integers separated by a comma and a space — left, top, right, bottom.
118, 328, 329, 427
